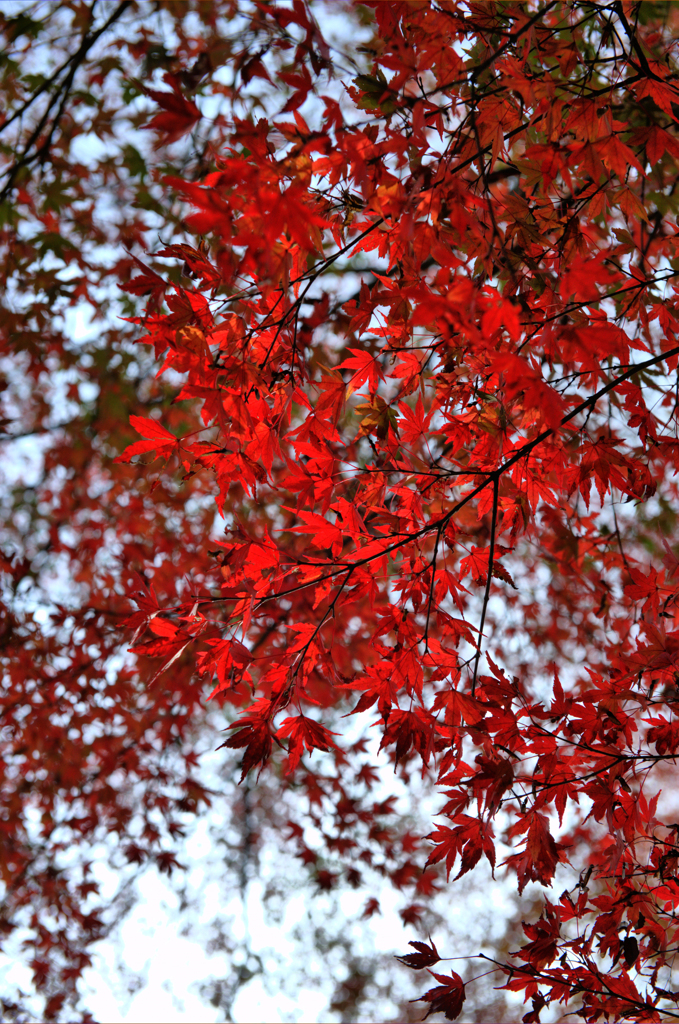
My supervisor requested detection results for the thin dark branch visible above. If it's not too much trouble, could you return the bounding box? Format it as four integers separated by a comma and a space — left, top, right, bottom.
0, 0, 132, 201
471, 476, 498, 697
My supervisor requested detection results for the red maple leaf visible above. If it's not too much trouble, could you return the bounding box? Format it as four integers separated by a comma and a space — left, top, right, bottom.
276, 715, 339, 773
396, 939, 441, 970
143, 73, 201, 146
114, 415, 178, 464
416, 970, 466, 1021
220, 698, 274, 781
338, 348, 385, 398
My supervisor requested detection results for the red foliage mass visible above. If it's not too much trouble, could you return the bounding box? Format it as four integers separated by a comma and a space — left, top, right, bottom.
6, 1, 679, 1020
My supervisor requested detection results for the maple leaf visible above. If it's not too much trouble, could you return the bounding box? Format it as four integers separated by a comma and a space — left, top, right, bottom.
623, 565, 661, 614
114, 415, 178, 464
396, 939, 441, 970
433, 687, 485, 727
505, 812, 569, 894
121, 253, 167, 309
283, 508, 343, 555
338, 348, 385, 398
313, 370, 347, 425
380, 707, 437, 766
416, 970, 466, 1021
516, 902, 561, 969
398, 397, 433, 445
220, 698, 274, 781
362, 896, 381, 919
155, 244, 222, 292
425, 816, 495, 881
143, 73, 201, 146
276, 715, 339, 774
459, 546, 515, 588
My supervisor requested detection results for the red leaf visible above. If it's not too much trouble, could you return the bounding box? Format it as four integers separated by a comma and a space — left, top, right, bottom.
416, 970, 466, 1021
143, 74, 201, 146
505, 812, 569, 894
276, 715, 339, 773
128, 415, 177, 441
114, 416, 178, 464
337, 348, 385, 398
396, 939, 441, 970
220, 698, 274, 781
362, 896, 381, 919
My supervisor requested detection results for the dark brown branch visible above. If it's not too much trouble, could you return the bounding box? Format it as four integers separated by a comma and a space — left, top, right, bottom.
471, 476, 499, 697
0, 0, 132, 201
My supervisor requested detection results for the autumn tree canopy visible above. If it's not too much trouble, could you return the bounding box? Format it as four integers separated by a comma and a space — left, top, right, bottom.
5, 1, 679, 1020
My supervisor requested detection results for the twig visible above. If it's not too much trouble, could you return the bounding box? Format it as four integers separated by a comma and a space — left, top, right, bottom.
471, 476, 499, 697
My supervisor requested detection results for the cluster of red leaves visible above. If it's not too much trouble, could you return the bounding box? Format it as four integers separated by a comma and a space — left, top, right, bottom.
6, 0, 679, 1019
110, 0, 679, 1018
117, 2, 679, 1017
